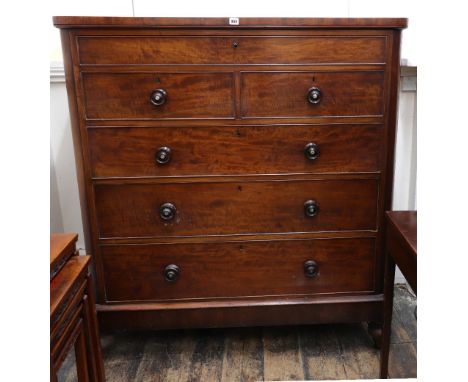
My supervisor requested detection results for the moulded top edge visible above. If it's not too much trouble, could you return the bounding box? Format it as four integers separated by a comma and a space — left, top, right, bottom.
53, 16, 408, 30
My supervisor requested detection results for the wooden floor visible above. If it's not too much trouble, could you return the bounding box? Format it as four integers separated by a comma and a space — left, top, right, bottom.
58, 285, 416, 381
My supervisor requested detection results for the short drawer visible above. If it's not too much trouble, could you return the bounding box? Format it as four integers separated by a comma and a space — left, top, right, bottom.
89, 124, 383, 178
101, 238, 376, 302
77, 35, 386, 65
82, 72, 235, 120
94, 179, 378, 238
241, 71, 384, 118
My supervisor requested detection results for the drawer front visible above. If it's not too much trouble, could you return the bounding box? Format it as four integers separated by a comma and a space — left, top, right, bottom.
101, 238, 376, 302
241, 71, 384, 118
78, 35, 386, 65
95, 179, 378, 238
82, 72, 235, 120
89, 124, 383, 178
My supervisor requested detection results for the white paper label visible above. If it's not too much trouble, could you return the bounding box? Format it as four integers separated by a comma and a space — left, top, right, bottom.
229, 17, 240, 25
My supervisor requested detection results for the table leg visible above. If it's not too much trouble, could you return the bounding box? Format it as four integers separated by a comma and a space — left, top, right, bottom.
380, 251, 396, 378
83, 273, 106, 382
75, 324, 90, 382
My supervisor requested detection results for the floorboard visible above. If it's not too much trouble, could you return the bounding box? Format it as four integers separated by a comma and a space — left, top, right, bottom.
388, 342, 417, 379
189, 329, 225, 382
263, 326, 304, 381
220, 327, 263, 382
298, 324, 348, 380
56, 285, 416, 381
336, 323, 380, 380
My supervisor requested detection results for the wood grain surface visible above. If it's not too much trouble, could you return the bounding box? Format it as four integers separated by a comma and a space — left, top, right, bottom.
82, 72, 235, 121
77, 35, 386, 65
94, 179, 379, 238
241, 71, 384, 118
101, 238, 376, 302
88, 124, 383, 178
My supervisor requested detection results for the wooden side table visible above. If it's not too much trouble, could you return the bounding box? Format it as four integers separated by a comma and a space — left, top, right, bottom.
50, 233, 105, 382
380, 211, 417, 378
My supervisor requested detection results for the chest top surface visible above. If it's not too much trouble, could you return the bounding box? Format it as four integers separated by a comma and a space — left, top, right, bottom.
53, 16, 407, 29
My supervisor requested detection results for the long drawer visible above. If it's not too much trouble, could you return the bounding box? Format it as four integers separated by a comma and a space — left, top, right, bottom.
88, 124, 383, 178
94, 179, 378, 238
241, 71, 384, 118
77, 35, 387, 65
101, 238, 376, 302
82, 72, 235, 120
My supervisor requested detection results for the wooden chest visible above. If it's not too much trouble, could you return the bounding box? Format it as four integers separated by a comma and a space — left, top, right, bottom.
54, 17, 407, 333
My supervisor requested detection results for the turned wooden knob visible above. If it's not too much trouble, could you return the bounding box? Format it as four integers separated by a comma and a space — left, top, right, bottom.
304, 142, 320, 160
304, 260, 318, 277
150, 89, 167, 106
304, 200, 319, 217
159, 202, 176, 221
164, 264, 180, 282
155, 146, 172, 164
307, 87, 322, 104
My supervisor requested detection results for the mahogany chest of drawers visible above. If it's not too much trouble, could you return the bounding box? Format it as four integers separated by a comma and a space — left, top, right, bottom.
54, 17, 407, 334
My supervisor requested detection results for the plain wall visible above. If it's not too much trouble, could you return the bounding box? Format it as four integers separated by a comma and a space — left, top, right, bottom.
50, 81, 85, 249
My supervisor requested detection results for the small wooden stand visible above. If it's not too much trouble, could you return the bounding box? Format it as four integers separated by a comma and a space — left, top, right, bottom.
50, 233, 105, 382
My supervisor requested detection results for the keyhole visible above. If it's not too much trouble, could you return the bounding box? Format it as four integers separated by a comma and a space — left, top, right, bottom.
232, 41, 239, 48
